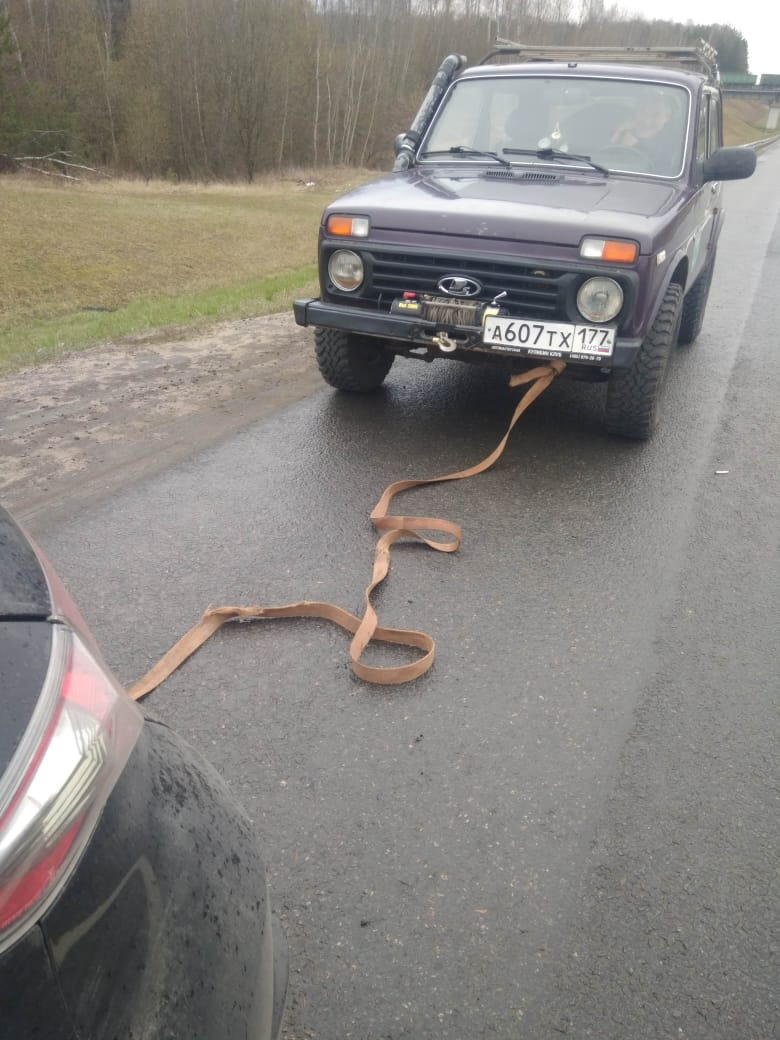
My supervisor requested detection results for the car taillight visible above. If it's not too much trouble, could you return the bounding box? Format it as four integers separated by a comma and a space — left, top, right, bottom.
0, 624, 143, 954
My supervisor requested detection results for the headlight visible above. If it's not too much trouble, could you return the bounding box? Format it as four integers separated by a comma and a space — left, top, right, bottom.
328, 250, 364, 292
577, 277, 623, 323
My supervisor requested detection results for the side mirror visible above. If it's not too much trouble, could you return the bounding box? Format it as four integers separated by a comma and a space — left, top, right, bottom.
702, 146, 757, 182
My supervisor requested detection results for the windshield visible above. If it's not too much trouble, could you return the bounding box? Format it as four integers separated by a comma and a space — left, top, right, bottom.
420, 75, 690, 177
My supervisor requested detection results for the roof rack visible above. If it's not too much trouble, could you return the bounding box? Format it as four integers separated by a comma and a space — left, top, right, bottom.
481, 39, 719, 81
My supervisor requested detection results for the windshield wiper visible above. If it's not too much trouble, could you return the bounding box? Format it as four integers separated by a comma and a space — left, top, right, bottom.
420, 146, 512, 168
503, 147, 609, 175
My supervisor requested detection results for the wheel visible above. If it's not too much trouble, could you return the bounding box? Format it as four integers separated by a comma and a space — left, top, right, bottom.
677, 249, 716, 346
605, 282, 683, 440
314, 328, 394, 392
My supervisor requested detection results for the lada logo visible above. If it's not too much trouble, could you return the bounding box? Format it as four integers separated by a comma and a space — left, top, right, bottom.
437, 276, 482, 298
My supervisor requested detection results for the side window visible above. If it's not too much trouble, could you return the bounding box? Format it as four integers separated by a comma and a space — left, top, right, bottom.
696, 96, 709, 160
708, 94, 721, 152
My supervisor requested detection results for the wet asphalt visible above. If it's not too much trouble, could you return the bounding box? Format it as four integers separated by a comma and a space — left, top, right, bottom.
39, 149, 779, 1039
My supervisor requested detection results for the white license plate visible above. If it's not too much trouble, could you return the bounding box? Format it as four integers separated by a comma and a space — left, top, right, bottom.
483, 316, 615, 359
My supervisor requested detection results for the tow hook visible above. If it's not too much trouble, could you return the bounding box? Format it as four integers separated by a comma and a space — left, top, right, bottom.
433, 331, 458, 353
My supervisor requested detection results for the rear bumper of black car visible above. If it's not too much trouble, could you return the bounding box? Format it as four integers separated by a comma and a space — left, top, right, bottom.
0, 924, 78, 1039
294, 297, 642, 370
36, 718, 288, 1040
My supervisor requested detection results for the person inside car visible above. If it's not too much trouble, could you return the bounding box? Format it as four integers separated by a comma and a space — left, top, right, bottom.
608, 91, 682, 173
610, 93, 674, 148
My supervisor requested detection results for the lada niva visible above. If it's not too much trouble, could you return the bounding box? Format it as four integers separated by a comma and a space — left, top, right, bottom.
294, 41, 756, 438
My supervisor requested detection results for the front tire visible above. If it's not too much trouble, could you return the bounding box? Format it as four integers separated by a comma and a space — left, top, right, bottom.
677, 249, 716, 346
314, 328, 394, 392
605, 282, 683, 440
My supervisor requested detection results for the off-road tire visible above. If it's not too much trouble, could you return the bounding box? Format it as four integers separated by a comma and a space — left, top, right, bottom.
605, 282, 683, 440
677, 249, 716, 346
314, 328, 394, 392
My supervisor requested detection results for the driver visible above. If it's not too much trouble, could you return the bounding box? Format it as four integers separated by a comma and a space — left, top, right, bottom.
610, 94, 674, 148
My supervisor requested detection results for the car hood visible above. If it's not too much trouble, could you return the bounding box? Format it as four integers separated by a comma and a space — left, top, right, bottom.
325, 166, 684, 252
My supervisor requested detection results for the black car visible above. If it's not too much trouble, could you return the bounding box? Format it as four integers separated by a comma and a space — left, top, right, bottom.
0, 505, 287, 1039
294, 40, 756, 438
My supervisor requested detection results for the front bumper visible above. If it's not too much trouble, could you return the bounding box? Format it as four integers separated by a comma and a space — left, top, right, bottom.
294, 297, 642, 370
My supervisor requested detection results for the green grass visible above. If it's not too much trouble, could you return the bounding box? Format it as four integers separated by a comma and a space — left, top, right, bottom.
1, 269, 319, 369
0, 169, 374, 373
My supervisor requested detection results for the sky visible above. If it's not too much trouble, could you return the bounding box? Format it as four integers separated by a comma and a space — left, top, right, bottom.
612, 0, 779, 76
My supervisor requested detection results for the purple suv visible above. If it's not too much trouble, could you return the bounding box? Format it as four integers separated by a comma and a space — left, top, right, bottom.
294, 42, 756, 438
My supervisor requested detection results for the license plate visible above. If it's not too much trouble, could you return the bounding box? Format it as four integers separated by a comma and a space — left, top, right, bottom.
483, 316, 615, 359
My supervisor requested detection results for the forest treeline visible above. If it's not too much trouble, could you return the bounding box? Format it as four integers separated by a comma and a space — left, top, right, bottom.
0, 0, 749, 181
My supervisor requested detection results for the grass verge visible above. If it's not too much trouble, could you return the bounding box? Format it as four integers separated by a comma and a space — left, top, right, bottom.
723, 97, 776, 145
0, 269, 319, 371
0, 169, 372, 373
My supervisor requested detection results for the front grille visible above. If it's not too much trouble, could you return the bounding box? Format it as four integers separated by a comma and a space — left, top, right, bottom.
370, 250, 564, 319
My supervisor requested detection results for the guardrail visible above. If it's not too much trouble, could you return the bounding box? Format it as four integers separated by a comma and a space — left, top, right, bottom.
721, 87, 780, 102
747, 134, 780, 151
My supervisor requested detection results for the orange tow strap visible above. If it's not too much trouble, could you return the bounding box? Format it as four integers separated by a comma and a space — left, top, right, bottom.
127, 361, 565, 700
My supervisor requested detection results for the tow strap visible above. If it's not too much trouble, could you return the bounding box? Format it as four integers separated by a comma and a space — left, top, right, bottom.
127, 361, 565, 700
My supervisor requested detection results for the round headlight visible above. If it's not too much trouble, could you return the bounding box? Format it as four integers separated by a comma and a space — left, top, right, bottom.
577, 277, 623, 323
328, 250, 364, 292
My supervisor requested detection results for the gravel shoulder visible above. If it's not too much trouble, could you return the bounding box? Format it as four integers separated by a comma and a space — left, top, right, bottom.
0, 312, 320, 532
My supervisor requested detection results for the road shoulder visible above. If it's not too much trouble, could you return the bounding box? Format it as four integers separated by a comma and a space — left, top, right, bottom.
0, 312, 320, 531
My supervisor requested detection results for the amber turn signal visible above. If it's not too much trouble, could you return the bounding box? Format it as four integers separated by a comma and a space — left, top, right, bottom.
580, 237, 638, 263
326, 215, 370, 237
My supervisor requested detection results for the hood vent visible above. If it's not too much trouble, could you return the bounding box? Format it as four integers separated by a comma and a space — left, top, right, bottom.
483, 169, 559, 183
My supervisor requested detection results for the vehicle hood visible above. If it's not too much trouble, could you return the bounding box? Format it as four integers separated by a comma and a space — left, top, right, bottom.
325, 166, 684, 253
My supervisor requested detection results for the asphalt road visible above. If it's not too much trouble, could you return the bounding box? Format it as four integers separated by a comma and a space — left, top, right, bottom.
37, 149, 779, 1039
